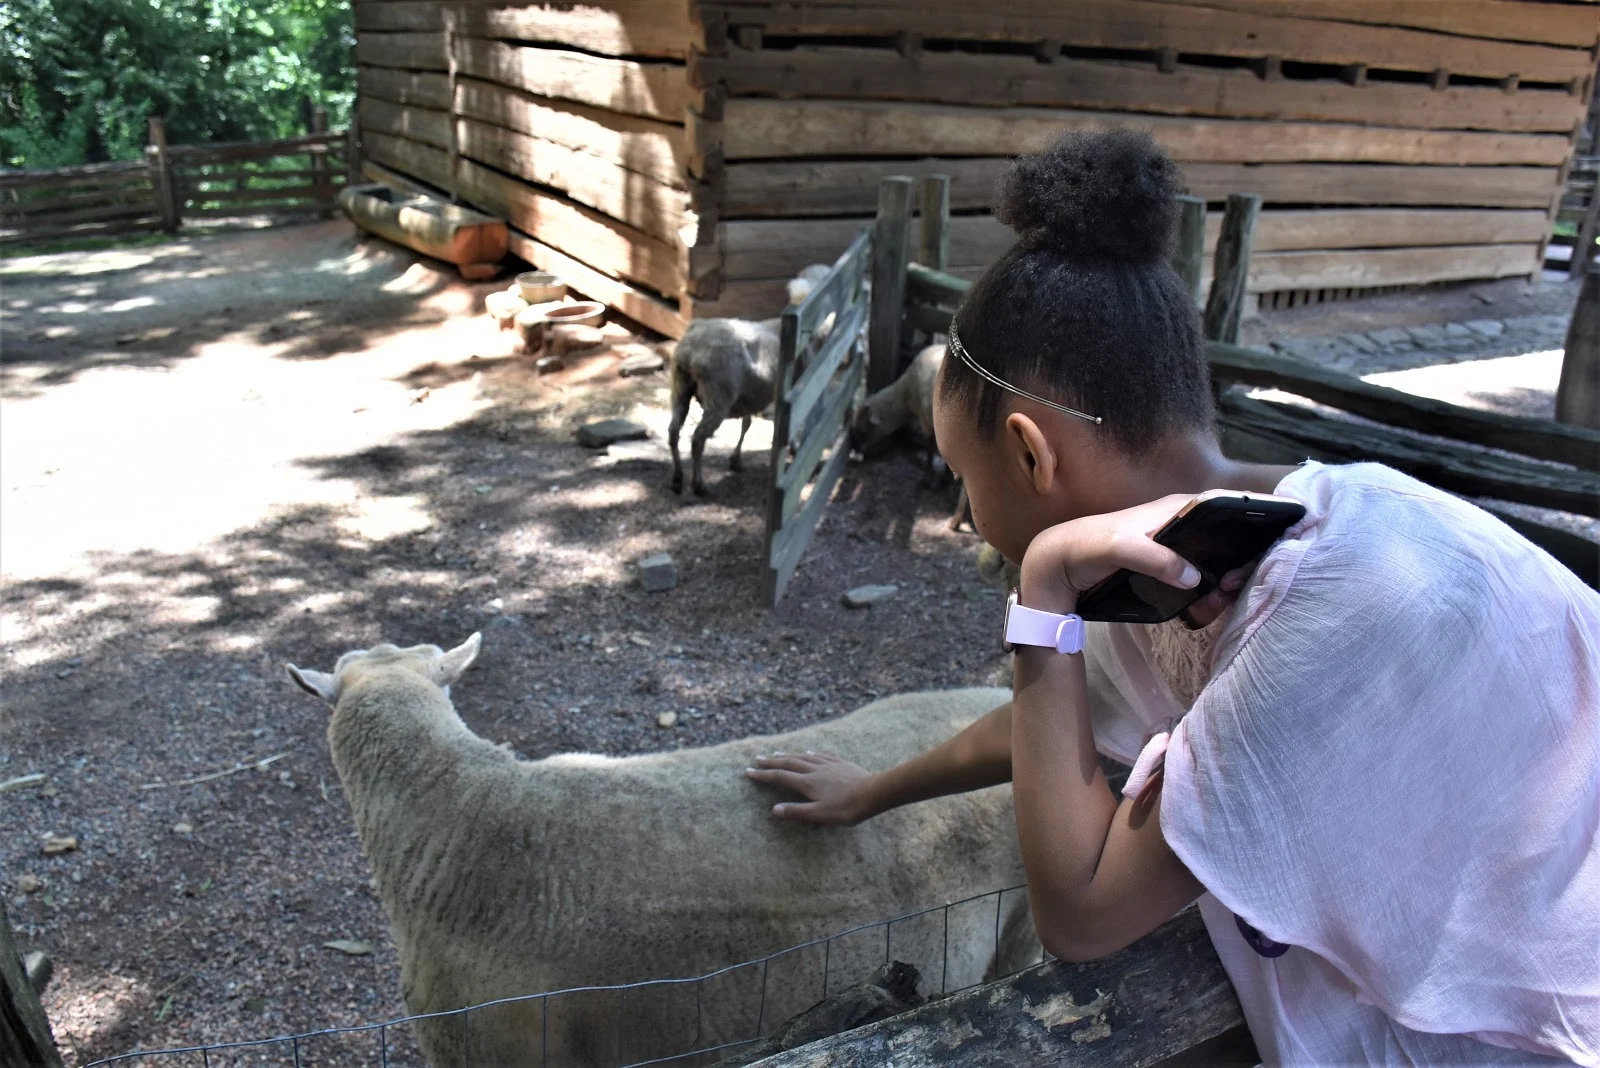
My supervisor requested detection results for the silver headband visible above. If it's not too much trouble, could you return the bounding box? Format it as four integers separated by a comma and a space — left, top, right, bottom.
947, 321, 1102, 426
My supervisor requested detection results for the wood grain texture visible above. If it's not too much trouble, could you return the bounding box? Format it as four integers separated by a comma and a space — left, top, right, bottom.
356, 31, 447, 72
720, 158, 1561, 217
450, 1, 690, 59
715, 98, 1571, 166
705, 0, 1594, 81
753, 907, 1242, 1068
454, 77, 688, 190
1135, 0, 1600, 49
691, 46, 1583, 134
454, 37, 687, 123
359, 67, 452, 111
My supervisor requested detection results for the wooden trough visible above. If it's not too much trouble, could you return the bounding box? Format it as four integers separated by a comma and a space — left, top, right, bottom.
337, 181, 507, 276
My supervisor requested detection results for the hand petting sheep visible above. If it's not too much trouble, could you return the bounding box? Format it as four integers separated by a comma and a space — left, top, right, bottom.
288, 635, 1034, 1067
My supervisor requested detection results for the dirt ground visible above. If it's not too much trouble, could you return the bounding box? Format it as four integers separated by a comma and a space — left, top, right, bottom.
0, 220, 1585, 1066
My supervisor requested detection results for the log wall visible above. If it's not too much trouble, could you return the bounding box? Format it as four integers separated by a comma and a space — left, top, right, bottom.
354, 0, 1600, 334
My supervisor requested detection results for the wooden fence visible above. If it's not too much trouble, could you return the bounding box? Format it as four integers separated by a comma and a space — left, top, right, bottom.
891, 183, 1600, 589
0, 114, 361, 248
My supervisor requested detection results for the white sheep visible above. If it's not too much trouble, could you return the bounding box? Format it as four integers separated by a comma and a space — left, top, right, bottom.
287, 635, 1034, 1067
849, 343, 971, 531
668, 265, 831, 497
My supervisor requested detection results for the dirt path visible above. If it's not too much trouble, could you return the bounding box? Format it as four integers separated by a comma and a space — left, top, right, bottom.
1, 222, 1001, 1065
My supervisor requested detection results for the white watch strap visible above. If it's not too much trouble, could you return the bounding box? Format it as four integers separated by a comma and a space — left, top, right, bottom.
1006, 602, 1086, 654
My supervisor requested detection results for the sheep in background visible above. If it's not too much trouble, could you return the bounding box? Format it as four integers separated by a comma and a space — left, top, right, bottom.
287, 635, 1034, 1068
668, 264, 831, 496
850, 342, 972, 531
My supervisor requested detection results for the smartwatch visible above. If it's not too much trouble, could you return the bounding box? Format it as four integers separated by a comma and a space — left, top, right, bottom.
1002, 589, 1086, 655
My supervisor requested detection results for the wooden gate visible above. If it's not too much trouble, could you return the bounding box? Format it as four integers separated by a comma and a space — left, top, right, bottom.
761, 228, 872, 606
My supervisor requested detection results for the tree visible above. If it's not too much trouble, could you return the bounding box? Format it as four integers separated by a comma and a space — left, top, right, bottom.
0, 0, 354, 169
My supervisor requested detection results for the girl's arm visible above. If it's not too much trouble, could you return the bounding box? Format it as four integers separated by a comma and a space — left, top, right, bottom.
1010, 497, 1215, 962
744, 699, 1014, 825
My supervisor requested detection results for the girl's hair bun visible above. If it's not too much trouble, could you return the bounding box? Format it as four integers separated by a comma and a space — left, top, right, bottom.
995, 128, 1181, 265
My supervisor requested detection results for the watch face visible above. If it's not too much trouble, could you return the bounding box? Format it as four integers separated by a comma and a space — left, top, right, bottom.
1002, 589, 1018, 653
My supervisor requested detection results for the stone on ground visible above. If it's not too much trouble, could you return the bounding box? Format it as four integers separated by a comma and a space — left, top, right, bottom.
485, 290, 529, 323
638, 552, 679, 592
577, 419, 649, 448
619, 351, 666, 377
842, 584, 899, 608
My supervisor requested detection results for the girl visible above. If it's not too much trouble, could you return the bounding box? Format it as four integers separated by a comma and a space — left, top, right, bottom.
747, 130, 1598, 1065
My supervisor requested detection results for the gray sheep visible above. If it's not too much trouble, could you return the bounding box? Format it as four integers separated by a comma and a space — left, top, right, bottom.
850, 343, 971, 530
668, 265, 830, 496
288, 635, 1035, 1067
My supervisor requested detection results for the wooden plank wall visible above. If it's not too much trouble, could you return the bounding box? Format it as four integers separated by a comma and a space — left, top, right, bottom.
353, 0, 699, 336
687, 0, 1600, 319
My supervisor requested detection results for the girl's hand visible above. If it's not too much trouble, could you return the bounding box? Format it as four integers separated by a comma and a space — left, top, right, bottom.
745, 751, 872, 825
1019, 493, 1211, 614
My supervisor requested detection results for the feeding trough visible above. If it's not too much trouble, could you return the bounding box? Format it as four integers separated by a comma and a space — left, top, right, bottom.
338, 183, 507, 279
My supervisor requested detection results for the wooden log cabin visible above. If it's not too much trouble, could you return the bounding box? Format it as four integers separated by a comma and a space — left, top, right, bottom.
353, 0, 1600, 337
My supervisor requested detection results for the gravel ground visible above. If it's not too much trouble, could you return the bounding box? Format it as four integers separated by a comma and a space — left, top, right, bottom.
1, 222, 1590, 1066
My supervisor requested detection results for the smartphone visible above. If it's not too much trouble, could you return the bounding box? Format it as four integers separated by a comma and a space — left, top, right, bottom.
1075, 491, 1307, 624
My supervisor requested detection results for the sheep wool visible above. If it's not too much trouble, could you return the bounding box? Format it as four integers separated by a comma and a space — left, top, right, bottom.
288, 638, 1034, 1068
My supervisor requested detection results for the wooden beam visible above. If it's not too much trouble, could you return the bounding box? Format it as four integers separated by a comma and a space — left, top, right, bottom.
445, 1, 689, 59
359, 67, 452, 110
705, 0, 1595, 81
688, 46, 1583, 133
146, 116, 179, 233
506, 230, 686, 338
1204, 193, 1262, 343
1131, 0, 1600, 49
869, 176, 914, 392
1209, 340, 1600, 470
453, 36, 688, 123
716, 99, 1571, 167
1246, 243, 1537, 292
753, 907, 1243, 1068
1, 901, 64, 1068
359, 97, 450, 150
719, 212, 1551, 292
1558, 268, 1600, 431
355, 31, 447, 72
451, 157, 685, 297
918, 174, 951, 271
1216, 391, 1600, 517
453, 77, 688, 191
1173, 194, 1207, 304
721, 159, 1560, 218
454, 118, 691, 244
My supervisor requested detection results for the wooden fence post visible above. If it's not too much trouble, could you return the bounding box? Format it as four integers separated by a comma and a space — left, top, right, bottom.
346, 115, 362, 187
1, 901, 64, 1068
1172, 194, 1206, 305
146, 116, 179, 234
1557, 263, 1600, 429
443, 6, 462, 202
918, 174, 950, 271
311, 107, 331, 216
869, 176, 914, 392
1203, 192, 1262, 344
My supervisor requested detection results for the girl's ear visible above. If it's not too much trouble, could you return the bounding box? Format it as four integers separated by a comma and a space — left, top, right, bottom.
1005, 413, 1057, 495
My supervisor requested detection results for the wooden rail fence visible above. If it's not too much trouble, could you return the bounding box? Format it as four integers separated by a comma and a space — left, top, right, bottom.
0, 113, 362, 248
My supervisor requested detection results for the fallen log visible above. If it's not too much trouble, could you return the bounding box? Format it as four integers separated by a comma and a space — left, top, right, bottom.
748, 907, 1246, 1067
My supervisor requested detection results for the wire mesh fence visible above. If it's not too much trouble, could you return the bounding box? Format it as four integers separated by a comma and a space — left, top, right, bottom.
82, 884, 1041, 1068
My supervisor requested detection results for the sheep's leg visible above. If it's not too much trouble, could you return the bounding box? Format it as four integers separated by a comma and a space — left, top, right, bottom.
667, 375, 695, 495
949, 485, 972, 532
690, 404, 727, 497
728, 415, 752, 473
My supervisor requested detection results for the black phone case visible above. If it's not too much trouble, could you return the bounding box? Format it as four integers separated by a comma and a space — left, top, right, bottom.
1076, 495, 1306, 624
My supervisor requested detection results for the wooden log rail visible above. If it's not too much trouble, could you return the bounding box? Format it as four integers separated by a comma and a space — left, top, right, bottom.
754, 907, 1250, 1068
897, 260, 1599, 582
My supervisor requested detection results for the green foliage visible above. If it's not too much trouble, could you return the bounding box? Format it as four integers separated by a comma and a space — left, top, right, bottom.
0, 0, 353, 169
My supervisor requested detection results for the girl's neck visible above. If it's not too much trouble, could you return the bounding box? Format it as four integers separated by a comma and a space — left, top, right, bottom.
1136, 433, 1299, 504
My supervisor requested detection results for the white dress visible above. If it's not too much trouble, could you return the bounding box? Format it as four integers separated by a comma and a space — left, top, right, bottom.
1085, 462, 1598, 1066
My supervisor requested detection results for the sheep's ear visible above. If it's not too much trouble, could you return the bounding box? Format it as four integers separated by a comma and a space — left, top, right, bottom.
287, 664, 340, 704
431, 633, 481, 688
